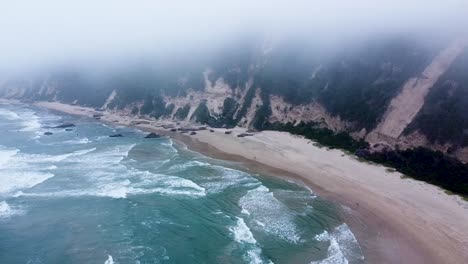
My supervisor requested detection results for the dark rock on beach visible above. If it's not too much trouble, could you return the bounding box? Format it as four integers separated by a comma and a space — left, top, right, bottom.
210, 129, 215, 132
145, 132, 160, 138
44, 132, 53, 136
170, 128, 177, 132
237, 133, 254, 137
65, 128, 73, 131
53, 123, 75, 129
225, 131, 232, 134
109, 134, 123, 138
190, 131, 197, 135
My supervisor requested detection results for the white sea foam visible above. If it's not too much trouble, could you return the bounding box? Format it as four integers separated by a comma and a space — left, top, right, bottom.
241, 208, 251, 215
104, 255, 114, 264
63, 137, 91, 145
15, 166, 206, 199
0, 147, 19, 168
25, 147, 96, 163
0, 108, 20, 120
204, 167, 258, 194
230, 217, 257, 244
166, 160, 211, 172
0, 201, 21, 218
132, 170, 206, 197
0, 146, 96, 195
0, 171, 55, 195
19, 112, 41, 132
239, 185, 301, 243
311, 224, 363, 264
229, 217, 272, 264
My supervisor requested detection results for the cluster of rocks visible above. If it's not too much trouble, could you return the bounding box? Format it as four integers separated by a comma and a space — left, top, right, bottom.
167, 126, 207, 135
44, 123, 76, 135
93, 113, 104, 120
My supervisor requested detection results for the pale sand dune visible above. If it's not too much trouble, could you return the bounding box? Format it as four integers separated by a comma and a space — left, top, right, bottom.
33, 101, 468, 264
368, 38, 468, 143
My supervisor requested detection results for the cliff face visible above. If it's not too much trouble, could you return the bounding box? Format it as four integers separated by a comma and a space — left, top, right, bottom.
1, 35, 467, 162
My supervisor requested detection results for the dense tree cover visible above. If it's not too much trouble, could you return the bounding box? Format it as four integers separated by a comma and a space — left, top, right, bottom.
190, 99, 241, 128
366, 147, 468, 196
264, 121, 369, 152
406, 50, 468, 147
190, 101, 213, 125
164, 103, 175, 117
233, 85, 256, 125
252, 86, 272, 129
174, 104, 191, 120
220, 97, 239, 127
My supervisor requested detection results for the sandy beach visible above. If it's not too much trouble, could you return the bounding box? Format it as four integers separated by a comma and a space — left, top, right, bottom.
33, 101, 468, 264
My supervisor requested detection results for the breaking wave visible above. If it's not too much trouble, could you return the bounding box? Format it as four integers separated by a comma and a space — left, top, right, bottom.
229, 217, 272, 264
239, 185, 301, 243
0, 146, 95, 195
311, 224, 364, 264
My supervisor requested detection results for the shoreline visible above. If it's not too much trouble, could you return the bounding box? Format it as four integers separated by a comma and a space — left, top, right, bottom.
24, 101, 468, 263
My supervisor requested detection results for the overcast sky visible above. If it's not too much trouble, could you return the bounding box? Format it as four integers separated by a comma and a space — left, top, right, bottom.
1, 0, 467, 71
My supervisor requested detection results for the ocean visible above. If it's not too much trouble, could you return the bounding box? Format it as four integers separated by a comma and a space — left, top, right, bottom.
0, 102, 364, 264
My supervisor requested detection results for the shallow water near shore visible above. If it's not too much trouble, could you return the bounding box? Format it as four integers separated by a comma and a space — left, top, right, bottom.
0, 102, 364, 264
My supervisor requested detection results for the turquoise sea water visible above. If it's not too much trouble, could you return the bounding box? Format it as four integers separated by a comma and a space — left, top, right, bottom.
0, 102, 364, 264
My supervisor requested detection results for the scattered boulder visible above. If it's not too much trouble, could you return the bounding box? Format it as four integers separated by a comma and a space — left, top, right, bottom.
145, 132, 160, 139
210, 129, 215, 132
93, 113, 104, 118
109, 134, 123, 138
225, 131, 232, 135
190, 131, 197, 135
44, 132, 53, 136
53, 123, 75, 129
170, 128, 177, 132
65, 128, 73, 131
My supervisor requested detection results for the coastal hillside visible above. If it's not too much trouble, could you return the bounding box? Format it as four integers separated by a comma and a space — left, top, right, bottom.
1, 35, 467, 167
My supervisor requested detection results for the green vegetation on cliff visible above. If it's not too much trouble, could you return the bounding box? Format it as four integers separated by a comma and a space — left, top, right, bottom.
366, 148, 468, 196
174, 104, 191, 120
264, 121, 369, 152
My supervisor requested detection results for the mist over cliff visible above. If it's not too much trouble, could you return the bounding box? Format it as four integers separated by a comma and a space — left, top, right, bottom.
1, 0, 468, 165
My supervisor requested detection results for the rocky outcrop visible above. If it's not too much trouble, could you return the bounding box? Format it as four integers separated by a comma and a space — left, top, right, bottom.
269, 95, 351, 132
